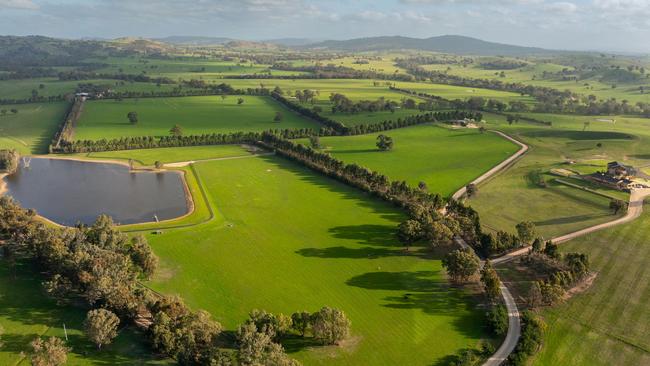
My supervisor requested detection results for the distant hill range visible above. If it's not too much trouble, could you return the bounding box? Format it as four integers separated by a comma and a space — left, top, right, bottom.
302, 35, 556, 56
154, 36, 234, 45
263, 38, 324, 47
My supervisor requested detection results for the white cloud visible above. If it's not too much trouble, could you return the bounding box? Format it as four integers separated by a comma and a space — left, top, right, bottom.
0, 0, 39, 9
357, 10, 389, 21
544, 1, 577, 13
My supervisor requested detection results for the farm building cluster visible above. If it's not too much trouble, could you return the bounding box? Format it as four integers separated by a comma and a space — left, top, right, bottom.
586, 162, 649, 191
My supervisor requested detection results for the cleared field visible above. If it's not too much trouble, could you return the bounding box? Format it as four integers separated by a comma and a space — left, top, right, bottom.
146, 155, 493, 365
516, 212, 650, 365
0, 102, 68, 154
0, 262, 170, 365
303, 124, 519, 197
74, 95, 318, 140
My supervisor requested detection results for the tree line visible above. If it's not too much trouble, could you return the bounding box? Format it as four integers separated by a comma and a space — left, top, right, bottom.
49, 97, 84, 152
0, 197, 352, 365
53, 131, 265, 153
257, 131, 448, 213
395, 58, 650, 117
390, 86, 554, 126
271, 90, 482, 136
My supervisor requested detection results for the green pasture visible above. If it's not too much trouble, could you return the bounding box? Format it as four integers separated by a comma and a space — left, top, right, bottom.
0, 78, 184, 100
0, 262, 170, 365
73, 144, 251, 166
302, 124, 519, 197
422, 61, 650, 104
146, 155, 493, 365
87, 56, 307, 80
498, 211, 650, 365
467, 112, 650, 238
0, 102, 68, 154
74, 95, 318, 140
391, 81, 537, 105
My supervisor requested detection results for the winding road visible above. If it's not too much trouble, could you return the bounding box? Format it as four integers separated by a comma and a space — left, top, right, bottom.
450, 130, 650, 365
452, 131, 529, 201
163, 152, 274, 167
492, 187, 650, 266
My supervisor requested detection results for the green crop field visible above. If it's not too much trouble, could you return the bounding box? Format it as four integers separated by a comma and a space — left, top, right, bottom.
499, 212, 650, 366
0, 262, 170, 366
74, 95, 318, 140
145, 155, 493, 365
0, 102, 68, 154
302, 124, 519, 197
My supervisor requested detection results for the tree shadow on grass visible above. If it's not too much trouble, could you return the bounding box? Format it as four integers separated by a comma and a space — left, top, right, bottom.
281, 334, 324, 354
346, 271, 443, 292
296, 246, 428, 260
346, 271, 489, 340
329, 148, 379, 154
534, 212, 612, 227
256, 155, 404, 223
328, 224, 399, 247
522, 130, 634, 141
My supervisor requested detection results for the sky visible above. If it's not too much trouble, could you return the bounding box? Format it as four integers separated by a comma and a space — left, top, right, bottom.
1, 0, 650, 53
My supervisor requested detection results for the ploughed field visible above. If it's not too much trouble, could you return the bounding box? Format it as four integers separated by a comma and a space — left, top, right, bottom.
146, 155, 493, 365
304, 124, 520, 198
73, 95, 318, 140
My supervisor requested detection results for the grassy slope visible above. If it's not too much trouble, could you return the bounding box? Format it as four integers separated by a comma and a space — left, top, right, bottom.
0, 102, 68, 154
0, 263, 170, 366
74, 96, 318, 140
527, 211, 650, 365
146, 155, 492, 366
306, 124, 519, 198
74, 144, 250, 166
466, 112, 647, 238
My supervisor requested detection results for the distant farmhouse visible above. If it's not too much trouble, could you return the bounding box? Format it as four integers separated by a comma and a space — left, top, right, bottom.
586, 161, 647, 191
607, 161, 636, 178
447, 118, 477, 127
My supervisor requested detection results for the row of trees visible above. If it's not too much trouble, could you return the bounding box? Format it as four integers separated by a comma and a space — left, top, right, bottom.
53, 131, 264, 153
0, 197, 352, 365
329, 93, 415, 114
258, 132, 448, 213
49, 97, 84, 152
395, 59, 650, 117
272, 90, 482, 136
58, 70, 175, 84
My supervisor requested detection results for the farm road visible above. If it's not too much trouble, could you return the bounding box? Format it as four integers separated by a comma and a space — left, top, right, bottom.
164, 152, 274, 167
